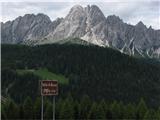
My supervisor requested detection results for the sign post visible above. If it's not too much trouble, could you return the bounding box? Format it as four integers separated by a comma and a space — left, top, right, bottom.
41, 80, 58, 120
53, 96, 55, 120
41, 95, 43, 120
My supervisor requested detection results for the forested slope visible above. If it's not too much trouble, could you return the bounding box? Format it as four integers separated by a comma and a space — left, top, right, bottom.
2, 44, 160, 108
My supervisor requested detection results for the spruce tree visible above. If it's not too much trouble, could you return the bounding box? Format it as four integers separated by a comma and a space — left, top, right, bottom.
123, 103, 136, 119
59, 96, 74, 119
143, 109, 156, 119
110, 101, 121, 119
55, 98, 63, 119
156, 107, 160, 119
87, 102, 97, 119
74, 100, 80, 119
96, 102, 106, 119
79, 95, 92, 119
136, 98, 148, 119
33, 97, 41, 119
44, 100, 52, 119
6, 100, 19, 119
23, 96, 33, 119
19, 104, 24, 119
118, 101, 124, 119
1, 104, 7, 120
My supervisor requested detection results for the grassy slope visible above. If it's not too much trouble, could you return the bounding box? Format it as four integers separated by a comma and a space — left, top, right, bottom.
17, 68, 68, 84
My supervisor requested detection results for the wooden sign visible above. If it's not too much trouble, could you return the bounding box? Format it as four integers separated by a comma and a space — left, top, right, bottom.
41, 80, 58, 96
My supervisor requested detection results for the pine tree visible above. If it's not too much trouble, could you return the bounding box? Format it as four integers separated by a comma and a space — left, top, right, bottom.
118, 101, 124, 119
74, 100, 80, 119
143, 109, 156, 119
89, 99, 107, 119
6, 100, 19, 119
156, 107, 160, 119
87, 102, 97, 119
136, 98, 148, 119
19, 104, 24, 119
105, 102, 112, 119
44, 100, 52, 119
23, 96, 33, 119
1, 104, 7, 120
33, 97, 41, 119
110, 101, 121, 119
123, 103, 136, 119
55, 98, 63, 119
79, 95, 92, 119
96, 102, 106, 119
59, 96, 74, 119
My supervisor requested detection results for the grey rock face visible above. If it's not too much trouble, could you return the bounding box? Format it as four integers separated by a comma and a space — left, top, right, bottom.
1, 5, 160, 59
105, 15, 160, 58
1, 13, 62, 44
43, 5, 107, 46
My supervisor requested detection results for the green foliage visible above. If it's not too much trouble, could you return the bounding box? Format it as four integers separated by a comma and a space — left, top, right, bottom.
155, 107, 160, 119
98, 100, 108, 118
44, 100, 53, 119
1, 44, 160, 119
79, 95, 92, 119
2, 95, 160, 119
23, 96, 33, 119
19, 105, 24, 119
59, 96, 74, 119
55, 98, 63, 118
73, 100, 80, 119
143, 109, 156, 119
33, 97, 41, 119
123, 103, 136, 119
17, 68, 69, 84
136, 98, 148, 119
2, 44, 160, 108
1, 107, 7, 119
87, 102, 98, 119
2, 100, 19, 119
110, 101, 122, 119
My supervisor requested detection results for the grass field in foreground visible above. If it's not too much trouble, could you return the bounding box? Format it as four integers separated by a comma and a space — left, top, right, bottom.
17, 68, 69, 84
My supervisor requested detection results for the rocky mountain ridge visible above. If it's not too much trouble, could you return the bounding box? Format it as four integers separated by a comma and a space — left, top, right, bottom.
1, 5, 160, 59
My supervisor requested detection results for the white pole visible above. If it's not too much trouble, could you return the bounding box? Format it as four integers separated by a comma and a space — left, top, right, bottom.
53, 96, 55, 120
41, 95, 43, 120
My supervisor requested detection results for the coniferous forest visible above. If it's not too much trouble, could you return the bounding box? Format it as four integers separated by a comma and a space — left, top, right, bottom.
1, 44, 160, 119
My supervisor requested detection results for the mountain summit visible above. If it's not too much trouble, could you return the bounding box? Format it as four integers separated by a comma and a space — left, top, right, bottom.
1, 5, 160, 59
42, 5, 107, 46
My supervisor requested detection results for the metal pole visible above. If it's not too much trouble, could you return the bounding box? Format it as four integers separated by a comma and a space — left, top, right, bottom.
41, 95, 43, 120
53, 96, 55, 120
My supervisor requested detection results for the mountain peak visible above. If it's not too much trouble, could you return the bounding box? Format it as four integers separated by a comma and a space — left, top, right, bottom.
136, 21, 146, 29
72, 4, 83, 8
86, 4, 106, 24
70, 5, 83, 12
148, 26, 153, 30
88, 4, 104, 14
37, 13, 48, 17
106, 15, 123, 24
137, 21, 144, 25
35, 13, 51, 22
90, 4, 100, 9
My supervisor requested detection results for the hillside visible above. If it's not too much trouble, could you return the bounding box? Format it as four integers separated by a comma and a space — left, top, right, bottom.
1, 43, 160, 108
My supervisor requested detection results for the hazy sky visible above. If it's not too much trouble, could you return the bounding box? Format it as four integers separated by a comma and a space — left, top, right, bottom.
0, 0, 160, 29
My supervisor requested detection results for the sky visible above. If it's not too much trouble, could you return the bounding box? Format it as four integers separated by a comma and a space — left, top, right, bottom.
0, 0, 160, 30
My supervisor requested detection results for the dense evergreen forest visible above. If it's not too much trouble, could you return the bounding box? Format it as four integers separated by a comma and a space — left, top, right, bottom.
1, 43, 160, 119
2, 95, 160, 119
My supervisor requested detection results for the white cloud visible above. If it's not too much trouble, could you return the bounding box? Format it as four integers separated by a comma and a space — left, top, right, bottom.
0, 0, 160, 29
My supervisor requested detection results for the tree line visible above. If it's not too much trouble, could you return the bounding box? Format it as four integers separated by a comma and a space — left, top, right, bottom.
2, 95, 160, 119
